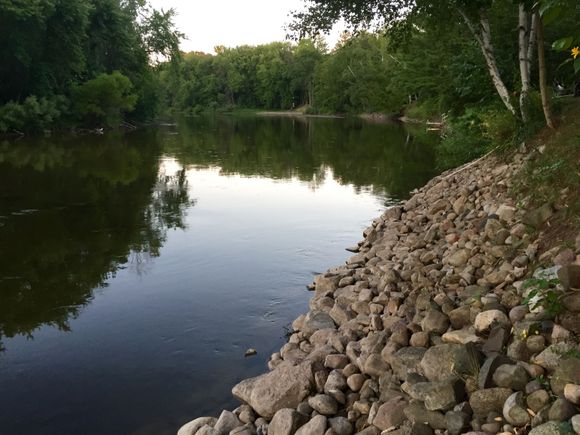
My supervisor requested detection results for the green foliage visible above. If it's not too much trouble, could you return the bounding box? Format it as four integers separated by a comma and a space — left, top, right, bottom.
0, 0, 183, 131
522, 277, 563, 317
436, 108, 491, 169
159, 40, 326, 113
72, 71, 137, 127
0, 95, 68, 133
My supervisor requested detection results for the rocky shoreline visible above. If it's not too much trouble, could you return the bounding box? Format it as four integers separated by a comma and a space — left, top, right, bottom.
178, 147, 580, 435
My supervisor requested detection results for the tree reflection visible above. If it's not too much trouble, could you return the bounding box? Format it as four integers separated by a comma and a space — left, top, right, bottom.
0, 133, 192, 350
160, 115, 439, 200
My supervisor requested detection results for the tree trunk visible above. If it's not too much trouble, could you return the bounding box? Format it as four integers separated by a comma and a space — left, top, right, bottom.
535, 12, 555, 129
518, 3, 532, 122
458, 8, 517, 116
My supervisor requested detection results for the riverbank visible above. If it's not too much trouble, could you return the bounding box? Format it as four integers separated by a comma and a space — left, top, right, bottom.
178, 108, 580, 435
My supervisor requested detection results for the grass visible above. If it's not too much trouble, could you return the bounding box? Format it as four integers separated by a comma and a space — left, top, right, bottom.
511, 99, 580, 251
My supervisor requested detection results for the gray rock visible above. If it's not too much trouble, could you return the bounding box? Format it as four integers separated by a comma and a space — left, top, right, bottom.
448, 306, 472, 329
445, 411, 470, 435
325, 370, 347, 392
562, 293, 580, 312
571, 414, 580, 434
522, 203, 553, 229
347, 374, 365, 392
325, 354, 350, 370
473, 310, 510, 333
442, 328, 483, 345
354, 427, 379, 435
372, 396, 408, 430
448, 249, 470, 267
532, 343, 574, 372
230, 424, 257, 435
558, 264, 580, 290
496, 205, 516, 222
214, 411, 243, 435
526, 335, 546, 353
502, 392, 530, 427
527, 390, 550, 413
507, 339, 529, 362
232, 361, 314, 418
564, 384, 580, 405
410, 332, 430, 347
469, 388, 513, 417
407, 378, 465, 412
178, 417, 218, 435
478, 356, 513, 389
420, 344, 481, 382
308, 394, 338, 416
387, 347, 426, 381
295, 415, 327, 435
363, 354, 389, 378
481, 422, 501, 433
268, 409, 308, 435
410, 422, 434, 435
304, 312, 337, 335
529, 421, 566, 435
197, 426, 218, 435
404, 402, 446, 430
492, 364, 529, 391
328, 417, 352, 435
482, 326, 508, 355
421, 309, 450, 334
548, 397, 576, 421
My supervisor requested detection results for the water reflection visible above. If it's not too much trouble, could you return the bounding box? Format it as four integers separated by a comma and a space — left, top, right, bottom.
0, 133, 192, 350
162, 115, 437, 200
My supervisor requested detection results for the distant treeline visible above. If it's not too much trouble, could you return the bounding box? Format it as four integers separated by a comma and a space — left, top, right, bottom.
159, 4, 576, 119
0, 0, 181, 134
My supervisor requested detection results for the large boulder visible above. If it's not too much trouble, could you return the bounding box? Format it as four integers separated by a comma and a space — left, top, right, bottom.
232, 361, 314, 419
372, 396, 408, 431
420, 344, 481, 381
469, 388, 513, 417
386, 347, 426, 381
268, 409, 308, 435
406, 378, 465, 411
302, 311, 336, 335
177, 417, 218, 435
295, 415, 327, 435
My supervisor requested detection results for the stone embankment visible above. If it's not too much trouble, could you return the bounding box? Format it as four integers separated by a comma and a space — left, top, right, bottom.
178, 148, 580, 435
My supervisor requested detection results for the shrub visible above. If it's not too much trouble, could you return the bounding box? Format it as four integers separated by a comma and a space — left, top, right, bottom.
0, 95, 68, 134
72, 71, 137, 128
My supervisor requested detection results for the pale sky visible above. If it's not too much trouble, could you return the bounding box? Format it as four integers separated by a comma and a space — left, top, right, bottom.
148, 0, 342, 54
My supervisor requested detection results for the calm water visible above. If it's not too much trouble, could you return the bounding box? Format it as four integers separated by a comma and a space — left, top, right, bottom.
0, 116, 438, 435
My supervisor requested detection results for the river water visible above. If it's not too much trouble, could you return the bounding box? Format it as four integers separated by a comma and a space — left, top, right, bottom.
0, 115, 438, 435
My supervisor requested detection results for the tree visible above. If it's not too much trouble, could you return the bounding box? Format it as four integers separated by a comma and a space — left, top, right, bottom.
72, 71, 138, 127
289, 0, 531, 118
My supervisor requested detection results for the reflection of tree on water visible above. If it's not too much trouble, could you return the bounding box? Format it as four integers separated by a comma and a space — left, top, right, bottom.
0, 134, 193, 351
161, 115, 439, 201
128, 168, 196, 276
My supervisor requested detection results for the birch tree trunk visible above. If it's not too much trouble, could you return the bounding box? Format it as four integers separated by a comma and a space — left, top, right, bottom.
518, 3, 532, 122
458, 8, 517, 116
535, 12, 555, 129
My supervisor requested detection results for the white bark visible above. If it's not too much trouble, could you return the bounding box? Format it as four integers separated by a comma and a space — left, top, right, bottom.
458, 8, 517, 116
518, 4, 532, 122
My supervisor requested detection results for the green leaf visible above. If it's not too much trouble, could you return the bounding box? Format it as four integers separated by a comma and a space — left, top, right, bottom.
552, 37, 574, 51
575, 57, 580, 74
542, 6, 562, 25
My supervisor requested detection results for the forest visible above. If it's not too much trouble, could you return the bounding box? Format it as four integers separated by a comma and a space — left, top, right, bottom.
1, 0, 579, 164
0, 0, 182, 133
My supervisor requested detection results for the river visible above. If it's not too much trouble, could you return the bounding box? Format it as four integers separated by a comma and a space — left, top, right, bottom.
0, 115, 439, 435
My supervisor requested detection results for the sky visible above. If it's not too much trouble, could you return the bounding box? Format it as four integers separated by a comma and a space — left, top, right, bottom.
148, 0, 342, 54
